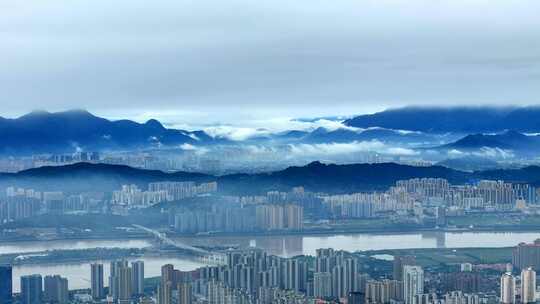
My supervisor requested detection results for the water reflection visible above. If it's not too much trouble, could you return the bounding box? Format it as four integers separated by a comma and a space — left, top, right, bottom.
420, 231, 446, 248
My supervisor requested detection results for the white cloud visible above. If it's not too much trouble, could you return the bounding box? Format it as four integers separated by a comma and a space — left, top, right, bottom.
447, 149, 465, 157
179, 143, 197, 150
472, 147, 514, 159
203, 126, 272, 141
245, 145, 277, 154
2, 0, 540, 118
287, 140, 418, 157
446, 147, 514, 159
179, 143, 209, 155
174, 116, 359, 141
186, 133, 200, 141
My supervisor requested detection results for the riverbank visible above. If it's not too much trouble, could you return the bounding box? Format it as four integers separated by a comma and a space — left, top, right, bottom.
3, 224, 540, 245
171, 224, 540, 239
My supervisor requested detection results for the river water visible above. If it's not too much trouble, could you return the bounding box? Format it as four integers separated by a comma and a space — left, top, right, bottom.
5, 231, 540, 292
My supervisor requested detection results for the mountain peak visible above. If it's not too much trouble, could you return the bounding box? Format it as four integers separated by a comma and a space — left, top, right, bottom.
62, 109, 93, 115
306, 161, 326, 168
0, 110, 209, 155
502, 130, 525, 137
19, 109, 96, 120
19, 109, 50, 119
145, 119, 165, 130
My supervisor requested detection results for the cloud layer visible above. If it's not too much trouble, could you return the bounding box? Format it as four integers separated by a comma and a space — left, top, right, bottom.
288, 141, 418, 158
1, 0, 539, 121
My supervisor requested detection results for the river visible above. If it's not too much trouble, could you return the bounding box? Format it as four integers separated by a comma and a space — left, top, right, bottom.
5, 230, 540, 292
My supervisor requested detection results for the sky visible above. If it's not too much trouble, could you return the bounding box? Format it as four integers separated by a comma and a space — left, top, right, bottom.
1, 0, 540, 128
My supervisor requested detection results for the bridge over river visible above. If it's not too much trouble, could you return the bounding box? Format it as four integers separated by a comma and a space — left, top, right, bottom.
133, 224, 226, 264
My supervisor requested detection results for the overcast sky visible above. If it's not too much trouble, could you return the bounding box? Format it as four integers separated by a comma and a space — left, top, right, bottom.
1, 0, 540, 126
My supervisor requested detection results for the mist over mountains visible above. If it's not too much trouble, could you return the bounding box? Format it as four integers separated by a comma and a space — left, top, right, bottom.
3, 161, 540, 195
344, 106, 540, 133
4, 107, 540, 169
0, 110, 215, 154
440, 130, 540, 154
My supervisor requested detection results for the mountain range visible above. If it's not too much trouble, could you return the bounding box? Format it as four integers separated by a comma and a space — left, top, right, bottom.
294, 127, 434, 144
344, 106, 540, 133
0, 110, 447, 155
0, 110, 217, 155
5, 107, 540, 156
3, 161, 540, 194
437, 130, 540, 155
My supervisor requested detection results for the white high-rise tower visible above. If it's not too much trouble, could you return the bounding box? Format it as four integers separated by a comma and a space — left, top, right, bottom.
500, 272, 516, 304
521, 267, 536, 304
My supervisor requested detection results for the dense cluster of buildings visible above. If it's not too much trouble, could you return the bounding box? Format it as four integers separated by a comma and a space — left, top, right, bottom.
5, 175, 540, 234
0, 187, 105, 224
7, 273, 70, 304
111, 182, 217, 209
3, 239, 540, 304
88, 261, 145, 304
0, 181, 218, 224
172, 203, 303, 234
170, 189, 308, 235
395, 178, 538, 211
319, 178, 540, 222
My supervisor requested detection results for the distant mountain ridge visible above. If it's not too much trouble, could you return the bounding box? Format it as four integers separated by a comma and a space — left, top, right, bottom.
344, 106, 540, 133
0, 110, 216, 155
439, 130, 540, 155
270, 126, 441, 145
3, 161, 540, 194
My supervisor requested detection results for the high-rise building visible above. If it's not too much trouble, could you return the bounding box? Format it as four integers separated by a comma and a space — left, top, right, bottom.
441, 271, 481, 294
161, 264, 175, 286
283, 259, 307, 292
365, 279, 403, 303
0, 265, 12, 304
344, 258, 359, 296
109, 260, 131, 302
435, 206, 447, 226
512, 240, 540, 270
313, 272, 332, 298
255, 204, 304, 231
332, 264, 346, 298
44, 275, 68, 304
91, 263, 105, 300
315, 248, 338, 273
348, 291, 365, 304
284, 204, 304, 230
159, 265, 175, 304
500, 272, 516, 304
442, 291, 480, 304
403, 266, 424, 304
158, 281, 173, 304
178, 282, 192, 304
394, 256, 416, 281
131, 261, 145, 296
110, 260, 126, 300
521, 267, 536, 304
118, 266, 132, 303
21, 274, 43, 304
